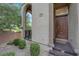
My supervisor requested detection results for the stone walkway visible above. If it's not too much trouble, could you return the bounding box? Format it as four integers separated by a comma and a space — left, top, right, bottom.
0, 31, 51, 56
0, 42, 30, 56
0, 40, 50, 56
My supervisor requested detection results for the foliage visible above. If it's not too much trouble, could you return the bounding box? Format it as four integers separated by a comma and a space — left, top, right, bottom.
18, 40, 26, 49
0, 52, 15, 56
11, 26, 21, 32
30, 43, 40, 56
13, 39, 20, 46
0, 4, 21, 32
13, 39, 26, 49
0, 3, 32, 32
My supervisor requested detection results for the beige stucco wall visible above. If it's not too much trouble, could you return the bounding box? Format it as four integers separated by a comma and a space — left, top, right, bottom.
75, 4, 79, 54
21, 4, 54, 51
49, 4, 54, 47
68, 3, 79, 54
32, 3, 49, 45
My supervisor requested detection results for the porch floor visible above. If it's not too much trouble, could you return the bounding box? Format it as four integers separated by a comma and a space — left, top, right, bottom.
54, 42, 74, 53
49, 42, 77, 56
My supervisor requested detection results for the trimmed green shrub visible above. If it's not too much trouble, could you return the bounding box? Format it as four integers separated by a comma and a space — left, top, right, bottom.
30, 43, 40, 56
0, 52, 15, 56
18, 40, 26, 49
13, 39, 26, 49
13, 39, 20, 46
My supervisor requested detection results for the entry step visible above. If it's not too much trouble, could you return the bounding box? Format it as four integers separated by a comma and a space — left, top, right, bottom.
49, 49, 72, 56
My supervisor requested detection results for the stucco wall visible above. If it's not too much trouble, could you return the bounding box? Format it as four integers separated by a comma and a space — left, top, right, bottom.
49, 4, 54, 47
32, 3, 49, 45
68, 4, 79, 54
75, 4, 79, 54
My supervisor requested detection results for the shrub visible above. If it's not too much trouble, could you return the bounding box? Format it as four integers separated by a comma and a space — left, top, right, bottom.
30, 43, 40, 56
0, 52, 15, 56
13, 39, 20, 46
18, 40, 26, 49
13, 39, 26, 49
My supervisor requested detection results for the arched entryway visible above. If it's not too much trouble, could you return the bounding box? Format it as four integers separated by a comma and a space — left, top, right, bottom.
21, 4, 32, 40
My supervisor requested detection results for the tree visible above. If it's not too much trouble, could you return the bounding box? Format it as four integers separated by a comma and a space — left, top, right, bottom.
0, 3, 21, 32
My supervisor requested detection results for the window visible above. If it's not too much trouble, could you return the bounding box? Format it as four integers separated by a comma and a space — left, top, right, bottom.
55, 6, 68, 16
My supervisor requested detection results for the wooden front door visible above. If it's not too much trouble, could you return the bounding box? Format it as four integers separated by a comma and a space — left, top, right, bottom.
55, 15, 68, 39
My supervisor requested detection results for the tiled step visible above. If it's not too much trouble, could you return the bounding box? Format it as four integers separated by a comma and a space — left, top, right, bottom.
55, 38, 68, 44
49, 49, 72, 56
50, 41, 78, 56
54, 47, 77, 55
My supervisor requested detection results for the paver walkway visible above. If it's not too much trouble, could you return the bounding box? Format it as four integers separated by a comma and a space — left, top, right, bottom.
0, 42, 30, 56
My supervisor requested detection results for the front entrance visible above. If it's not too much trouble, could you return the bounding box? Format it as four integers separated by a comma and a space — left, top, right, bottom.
54, 3, 69, 42
50, 4, 77, 56
55, 15, 68, 40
